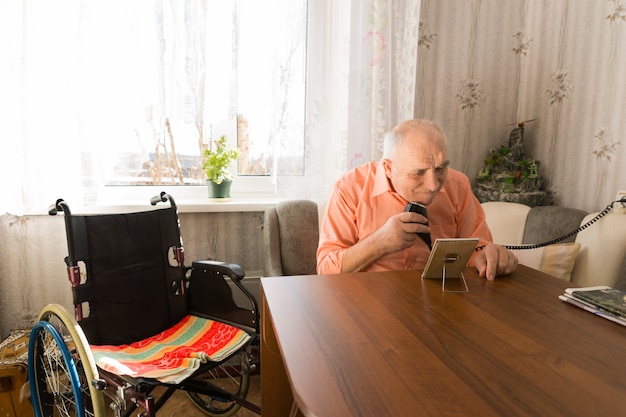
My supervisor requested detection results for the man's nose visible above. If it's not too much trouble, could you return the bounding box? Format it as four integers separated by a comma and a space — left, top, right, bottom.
423, 170, 440, 191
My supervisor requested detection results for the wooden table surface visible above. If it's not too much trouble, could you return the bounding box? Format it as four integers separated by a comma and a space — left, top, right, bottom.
260, 265, 626, 417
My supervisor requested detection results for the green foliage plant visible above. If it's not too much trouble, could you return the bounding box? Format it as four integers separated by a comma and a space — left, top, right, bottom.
202, 135, 240, 184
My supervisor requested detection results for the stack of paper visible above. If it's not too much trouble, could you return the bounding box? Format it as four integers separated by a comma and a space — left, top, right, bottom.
559, 286, 626, 327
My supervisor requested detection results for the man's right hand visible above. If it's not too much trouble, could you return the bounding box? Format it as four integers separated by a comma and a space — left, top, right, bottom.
339, 212, 429, 273
375, 211, 429, 253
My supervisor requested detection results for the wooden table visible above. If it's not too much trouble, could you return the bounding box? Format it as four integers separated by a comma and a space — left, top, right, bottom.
260, 265, 626, 417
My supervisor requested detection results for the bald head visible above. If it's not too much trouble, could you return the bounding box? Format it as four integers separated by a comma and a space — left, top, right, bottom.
383, 119, 447, 160
381, 119, 450, 205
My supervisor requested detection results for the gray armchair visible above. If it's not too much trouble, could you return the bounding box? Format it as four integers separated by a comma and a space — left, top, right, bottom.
263, 200, 319, 276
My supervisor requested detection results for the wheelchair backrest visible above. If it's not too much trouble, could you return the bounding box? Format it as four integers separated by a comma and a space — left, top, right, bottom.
65, 205, 188, 345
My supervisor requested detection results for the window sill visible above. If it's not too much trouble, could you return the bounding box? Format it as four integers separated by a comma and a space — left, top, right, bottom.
72, 197, 283, 215
65, 182, 282, 214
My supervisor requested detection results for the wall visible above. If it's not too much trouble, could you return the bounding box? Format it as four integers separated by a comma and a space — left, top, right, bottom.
0, 210, 265, 339
417, 0, 626, 213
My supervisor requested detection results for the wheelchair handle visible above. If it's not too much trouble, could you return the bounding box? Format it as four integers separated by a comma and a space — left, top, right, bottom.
48, 199, 71, 216
150, 192, 177, 208
48, 198, 78, 273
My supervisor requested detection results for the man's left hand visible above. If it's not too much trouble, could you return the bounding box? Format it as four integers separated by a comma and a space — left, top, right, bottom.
474, 243, 518, 281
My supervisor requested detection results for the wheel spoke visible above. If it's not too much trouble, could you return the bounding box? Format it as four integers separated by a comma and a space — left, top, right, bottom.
186, 349, 253, 416
30, 309, 99, 417
36, 327, 83, 417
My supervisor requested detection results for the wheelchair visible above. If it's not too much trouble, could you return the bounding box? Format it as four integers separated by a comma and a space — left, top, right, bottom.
27, 192, 260, 417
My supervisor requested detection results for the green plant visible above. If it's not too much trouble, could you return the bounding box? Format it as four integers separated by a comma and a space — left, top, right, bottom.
202, 135, 240, 184
484, 146, 510, 167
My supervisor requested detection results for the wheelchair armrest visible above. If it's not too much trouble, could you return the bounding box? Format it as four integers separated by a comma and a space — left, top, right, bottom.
189, 260, 259, 333
191, 260, 245, 281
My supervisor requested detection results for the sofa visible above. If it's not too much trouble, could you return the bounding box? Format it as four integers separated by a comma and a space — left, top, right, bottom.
481, 201, 626, 290
261, 199, 626, 290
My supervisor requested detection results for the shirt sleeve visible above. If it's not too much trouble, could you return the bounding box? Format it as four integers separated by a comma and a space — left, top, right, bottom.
316, 183, 358, 274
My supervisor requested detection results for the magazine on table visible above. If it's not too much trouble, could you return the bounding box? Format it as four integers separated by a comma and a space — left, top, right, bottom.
559, 286, 626, 327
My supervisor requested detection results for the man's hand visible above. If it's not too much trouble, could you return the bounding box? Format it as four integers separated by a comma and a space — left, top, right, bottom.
474, 243, 518, 281
339, 211, 429, 273
375, 211, 429, 253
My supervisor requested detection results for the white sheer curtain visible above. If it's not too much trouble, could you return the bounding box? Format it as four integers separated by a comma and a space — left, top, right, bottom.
1, 1, 204, 214
281, 0, 421, 201
0, 0, 421, 214
1, 1, 82, 215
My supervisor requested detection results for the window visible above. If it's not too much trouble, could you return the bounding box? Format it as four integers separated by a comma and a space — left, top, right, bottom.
3, 1, 307, 209
96, 1, 307, 189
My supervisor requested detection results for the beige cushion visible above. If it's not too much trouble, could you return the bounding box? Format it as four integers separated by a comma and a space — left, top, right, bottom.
571, 212, 626, 287
481, 201, 531, 245
511, 243, 581, 281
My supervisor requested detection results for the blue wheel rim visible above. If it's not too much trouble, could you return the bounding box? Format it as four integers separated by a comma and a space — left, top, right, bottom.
28, 320, 86, 417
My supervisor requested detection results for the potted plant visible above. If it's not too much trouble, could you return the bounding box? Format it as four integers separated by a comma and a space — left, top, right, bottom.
202, 135, 240, 199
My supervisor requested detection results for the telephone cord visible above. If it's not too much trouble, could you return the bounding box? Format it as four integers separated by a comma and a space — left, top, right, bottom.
474, 198, 623, 252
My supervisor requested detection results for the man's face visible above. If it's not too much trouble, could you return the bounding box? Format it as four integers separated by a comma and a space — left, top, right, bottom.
383, 131, 449, 205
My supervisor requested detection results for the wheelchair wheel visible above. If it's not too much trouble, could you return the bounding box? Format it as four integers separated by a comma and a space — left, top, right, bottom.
186, 348, 253, 416
28, 304, 106, 417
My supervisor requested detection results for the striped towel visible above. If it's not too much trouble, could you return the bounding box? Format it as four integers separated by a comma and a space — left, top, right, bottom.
90, 315, 251, 383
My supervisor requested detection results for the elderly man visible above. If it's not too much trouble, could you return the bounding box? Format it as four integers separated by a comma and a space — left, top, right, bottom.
317, 119, 518, 280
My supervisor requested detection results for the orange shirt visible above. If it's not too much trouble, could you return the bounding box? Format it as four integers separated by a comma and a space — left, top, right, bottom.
316, 161, 493, 274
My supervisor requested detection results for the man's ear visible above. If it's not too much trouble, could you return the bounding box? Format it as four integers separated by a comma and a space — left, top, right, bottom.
381, 158, 393, 178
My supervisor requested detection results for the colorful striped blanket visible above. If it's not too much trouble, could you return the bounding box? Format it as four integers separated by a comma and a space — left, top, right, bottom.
90, 315, 251, 384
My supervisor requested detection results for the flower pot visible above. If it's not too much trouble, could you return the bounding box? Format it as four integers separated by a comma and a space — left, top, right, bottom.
207, 180, 232, 199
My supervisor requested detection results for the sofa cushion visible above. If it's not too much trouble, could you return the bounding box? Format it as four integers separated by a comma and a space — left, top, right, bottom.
571, 212, 626, 288
481, 201, 531, 245
263, 200, 319, 277
511, 243, 581, 281
522, 206, 588, 244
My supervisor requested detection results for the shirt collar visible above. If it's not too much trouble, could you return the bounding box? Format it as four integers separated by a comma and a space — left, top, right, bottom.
372, 161, 403, 200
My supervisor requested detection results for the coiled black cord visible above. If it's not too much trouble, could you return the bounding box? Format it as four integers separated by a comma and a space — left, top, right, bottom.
475, 198, 625, 251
